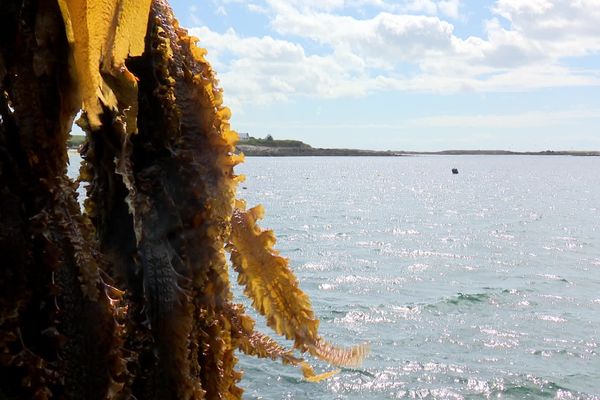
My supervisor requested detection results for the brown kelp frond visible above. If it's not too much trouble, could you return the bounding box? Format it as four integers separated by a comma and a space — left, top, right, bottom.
242, 331, 301, 364
0, 1, 127, 398
195, 307, 243, 399
226, 303, 339, 383
237, 329, 341, 383
170, 12, 246, 396
228, 203, 369, 368
226, 303, 302, 365
312, 339, 370, 368
228, 203, 319, 348
106, 1, 245, 397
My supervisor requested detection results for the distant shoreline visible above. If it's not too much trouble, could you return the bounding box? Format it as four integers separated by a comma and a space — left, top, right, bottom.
236, 145, 600, 157
66, 137, 599, 157
236, 145, 403, 157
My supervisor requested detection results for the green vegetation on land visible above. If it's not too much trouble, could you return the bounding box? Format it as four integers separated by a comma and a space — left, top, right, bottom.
67, 134, 86, 149
242, 135, 310, 148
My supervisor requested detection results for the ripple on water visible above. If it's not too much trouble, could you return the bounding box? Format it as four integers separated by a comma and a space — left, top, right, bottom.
422, 292, 493, 314
537, 314, 567, 323
335, 304, 422, 325
478, 327, 524, 349
321, 363, 593, 399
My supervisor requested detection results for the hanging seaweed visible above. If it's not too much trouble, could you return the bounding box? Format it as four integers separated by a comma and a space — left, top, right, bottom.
0, 1, 125, 398
0, 0, 367, 398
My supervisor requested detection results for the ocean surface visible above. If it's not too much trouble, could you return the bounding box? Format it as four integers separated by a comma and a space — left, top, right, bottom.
68, 155, 600, 399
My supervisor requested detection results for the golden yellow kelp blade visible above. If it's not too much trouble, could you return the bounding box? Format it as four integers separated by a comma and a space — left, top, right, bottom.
228, 203, 369, 367
300, 363, 340, 382
227, 304, 339, 382
313, 338, 370, 368
228, 203, 320, 347
57, 0, 151, 131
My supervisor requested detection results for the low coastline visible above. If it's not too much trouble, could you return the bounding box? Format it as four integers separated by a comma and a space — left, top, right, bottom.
236, 144, 403, 157
236, 144, 600, 157
67, 137, 599, 157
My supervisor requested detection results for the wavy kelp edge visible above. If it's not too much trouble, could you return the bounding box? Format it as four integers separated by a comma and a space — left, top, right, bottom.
228, 202, 370, 368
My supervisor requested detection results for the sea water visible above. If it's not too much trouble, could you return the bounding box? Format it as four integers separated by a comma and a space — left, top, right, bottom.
68, 155, 600, 399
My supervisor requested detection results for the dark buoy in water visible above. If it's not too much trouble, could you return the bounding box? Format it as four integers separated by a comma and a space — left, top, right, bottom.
452, 168, 459, 174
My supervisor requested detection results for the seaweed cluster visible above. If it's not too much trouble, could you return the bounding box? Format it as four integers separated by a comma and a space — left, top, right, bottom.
0, 0, 366, 398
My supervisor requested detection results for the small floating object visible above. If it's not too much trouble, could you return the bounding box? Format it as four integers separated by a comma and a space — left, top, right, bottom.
452, 168, 459, 174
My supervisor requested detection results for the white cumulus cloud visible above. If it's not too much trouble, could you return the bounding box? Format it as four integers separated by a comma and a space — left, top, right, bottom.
188, 0, 600, 107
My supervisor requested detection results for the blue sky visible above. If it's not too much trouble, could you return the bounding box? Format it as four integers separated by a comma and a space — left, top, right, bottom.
167, 0, 600, 151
